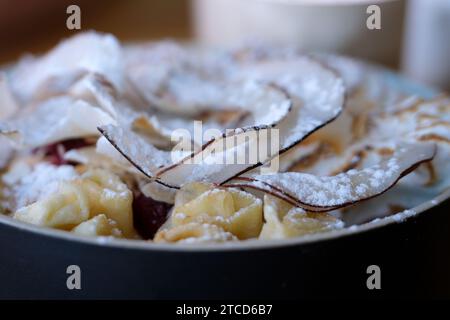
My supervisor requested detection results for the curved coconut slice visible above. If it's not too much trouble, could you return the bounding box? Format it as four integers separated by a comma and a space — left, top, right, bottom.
63, 146, 132, 175
99, 121, 275, 189
139, 181, 176, 204
99, 81, 292, 188
210, 57, 346, 180
157, 80, 291, 133
277, 141, 322, 173
155, 126, 279, 188
129, 114, 175, 148
106, 51, 343, 189
10, 31, 123, 103
281, 96, 450, 218
0, 96, 115, 148
235, 57, 345, 153
122, 75, 292, 150
224, 142, 436, 211
98, 124, 172, 179
126, 42, 292, 127
151, 59, 344, 187
274, 94, 365, 176
314, 54, 407, 112
68, 72, 179, 149
134, 114, 236, 147
133, 105, 262, 149
126, 42, 235, 116
223, 81, 292, 130
68, 73, 118, 118
269, 57, 428, 178
137, 78, 292, 132
99, 52, 341, 189
95, 136, 137, 169
342, 114, 450, 225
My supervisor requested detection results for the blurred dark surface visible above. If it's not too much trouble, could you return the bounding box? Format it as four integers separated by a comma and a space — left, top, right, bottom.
1, 198, 449, 299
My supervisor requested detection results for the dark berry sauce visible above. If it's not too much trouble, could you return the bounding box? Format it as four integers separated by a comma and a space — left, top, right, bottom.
132, 192, 172, 240
33, 138, 93, 166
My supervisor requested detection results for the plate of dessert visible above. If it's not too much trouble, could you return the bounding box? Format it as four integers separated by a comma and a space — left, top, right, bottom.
0, 32, 449, 299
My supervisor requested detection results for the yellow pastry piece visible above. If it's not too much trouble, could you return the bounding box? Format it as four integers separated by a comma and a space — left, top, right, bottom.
260, 195, 344, 240
14, 168, 134, 237
158, 182, 263, 241
14, 182, 89, 229
78, 169, 134, 236
154, 222, 237, 244
72, 214, 122, 237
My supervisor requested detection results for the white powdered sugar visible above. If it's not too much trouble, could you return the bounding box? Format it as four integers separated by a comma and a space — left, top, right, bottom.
391, 209, 416, 222
3, 96, 116, 148
239, 58, 345, 152
229, 142, 435, 209
100, 124, 171, 178
178, 223, 237, 244
10, 31, 123, 103
4, 163, 78, 210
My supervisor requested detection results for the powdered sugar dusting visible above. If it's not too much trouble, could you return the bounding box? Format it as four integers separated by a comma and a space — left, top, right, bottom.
229, 142, 435, 209
99, 124, 171, 177
3, 163, 78, 210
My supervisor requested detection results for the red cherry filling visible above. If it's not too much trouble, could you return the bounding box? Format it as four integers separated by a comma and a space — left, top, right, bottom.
133, 192, 173, 240
33, 138, 94, 166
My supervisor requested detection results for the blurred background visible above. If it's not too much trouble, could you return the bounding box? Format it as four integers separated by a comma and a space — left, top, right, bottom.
0, 0, 449, 90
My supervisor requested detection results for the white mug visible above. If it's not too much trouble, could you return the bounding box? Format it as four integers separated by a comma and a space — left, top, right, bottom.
192, 0, 406, 67
402, 0, 450, 90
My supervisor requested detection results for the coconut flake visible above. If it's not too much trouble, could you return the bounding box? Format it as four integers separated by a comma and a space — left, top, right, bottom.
10, 31, 123, 103
68, 72, 118, 117
1, 96, 116, 148
3, 162, 79, 211
225, 142, 436, 211
126, 42, 235, 116
98, 124, 171, 178
153, 58, 344, 187
234, 57, 345, 153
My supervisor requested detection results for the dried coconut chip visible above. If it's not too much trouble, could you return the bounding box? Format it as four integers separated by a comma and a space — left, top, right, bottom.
102, 79, 292, 151
126, 42, 235, 116
130, 110, 236, 148
133, 80, 291, 138
99, 122, 272, 188
154, 126, 275, 188
96, 47, 344, 189
139, 181, 176, 204
126, 42, 291, 129
187, 81, 290, 131
224, 142, 436, 211
314, 53, 406, 111
0, 96, 116, 148
10, 31, 123, 103
98, 82, 293, 188
152, 58, 344, 187
98, 124, 172, 178
68, 72, 118, 118
234, 57, 345, 153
